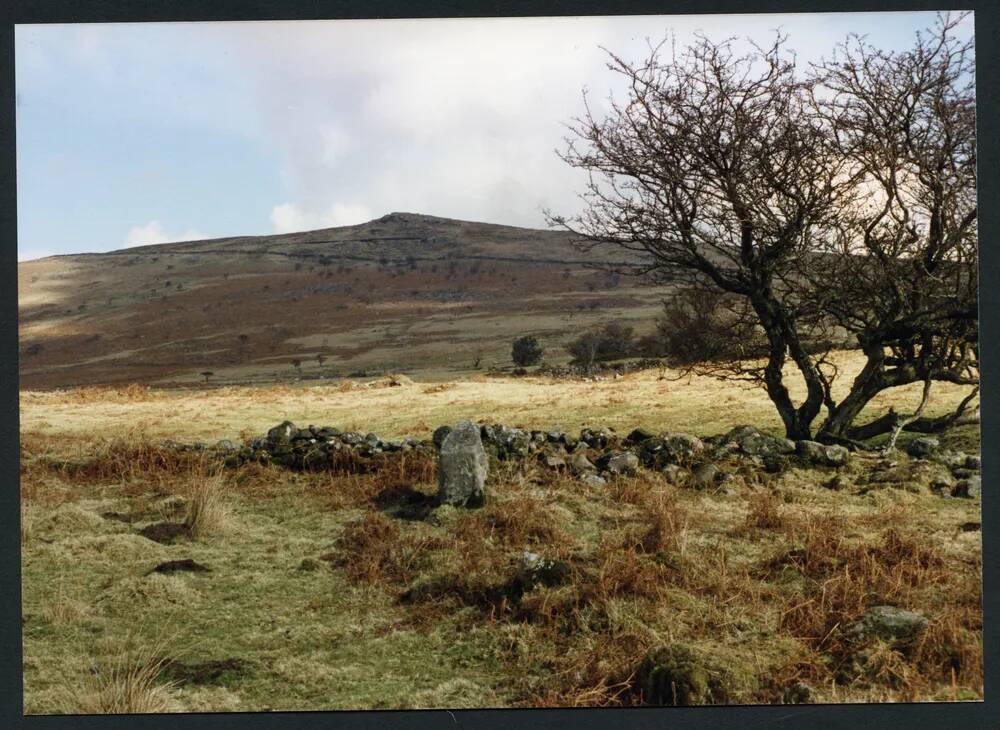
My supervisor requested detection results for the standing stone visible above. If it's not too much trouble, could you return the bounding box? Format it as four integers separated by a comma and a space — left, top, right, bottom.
437, 420, 488, 507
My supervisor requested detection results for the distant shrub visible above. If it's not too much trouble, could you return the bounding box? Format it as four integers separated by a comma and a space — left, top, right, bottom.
566, 321, 636, 370
511, 336, 544, 367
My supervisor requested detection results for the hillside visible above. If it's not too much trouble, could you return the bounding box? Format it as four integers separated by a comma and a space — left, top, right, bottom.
18, 213, 664, 390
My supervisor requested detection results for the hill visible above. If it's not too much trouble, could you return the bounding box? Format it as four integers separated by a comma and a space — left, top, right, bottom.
18, 213, 664, 390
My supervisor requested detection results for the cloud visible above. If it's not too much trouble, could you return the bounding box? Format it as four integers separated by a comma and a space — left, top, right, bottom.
270, 202, 373, 234
124, 220, 206, 247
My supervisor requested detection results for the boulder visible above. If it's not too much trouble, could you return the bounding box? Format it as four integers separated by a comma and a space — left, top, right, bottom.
437, 420, 489, 507
600, 451, 640, 476
906, 437, 940, 458
796, 440, 850, 467
722, 425, 795, 458
845, 605, 928, 644
965, 454, 982, 471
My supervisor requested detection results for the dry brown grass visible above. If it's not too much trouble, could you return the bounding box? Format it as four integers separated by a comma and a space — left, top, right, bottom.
332, 512, 446, 585
182, 472, 233, 539
56, 637, 177, 714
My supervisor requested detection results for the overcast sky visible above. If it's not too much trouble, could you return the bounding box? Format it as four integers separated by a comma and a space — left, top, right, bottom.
15, 12, 973, 260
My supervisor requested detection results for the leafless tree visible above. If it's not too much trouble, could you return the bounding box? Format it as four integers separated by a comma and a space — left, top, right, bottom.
551, 13, 976, 443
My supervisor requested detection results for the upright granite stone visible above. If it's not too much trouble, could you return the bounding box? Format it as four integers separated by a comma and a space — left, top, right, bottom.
437, 420, 488, 507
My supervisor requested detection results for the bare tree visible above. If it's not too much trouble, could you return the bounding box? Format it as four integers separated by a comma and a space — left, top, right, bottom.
200, 371, 214, 384
551, 14, 977, 443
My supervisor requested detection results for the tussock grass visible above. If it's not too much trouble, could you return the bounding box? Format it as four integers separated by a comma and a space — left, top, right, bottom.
55, 635, 177, 715
183, 472, 233, 539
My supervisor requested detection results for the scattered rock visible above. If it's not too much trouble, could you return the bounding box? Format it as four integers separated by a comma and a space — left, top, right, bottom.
722, 425, 795, 458
538, 448, 567, 470
965, 454, 982, 471
662, 464, 686, 485
952, 476, 981, 499
146, 558, 210, 575
845, 605, 929, 644
691, 463, 720, 490
960, 521, 981, 532
568, 451, 597, 475
600, 451, 640, 476
437, 420, 488, 507
906, 437, 940, 458
635, 644, 726, 706
580, 473, 607, 488
796, 440, 849, 467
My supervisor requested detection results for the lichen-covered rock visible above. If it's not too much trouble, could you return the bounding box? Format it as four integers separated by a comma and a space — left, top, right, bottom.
906, 437, 940, 458
568, 451, 597, 476
580, 473, 607, 487
796, 440, 850, 467
600, 451, 640, 476
437, 420, 488, 507
636, 644, 725, 706
722, 425, 795, 458
845, 605, 929, 644
481, 423, 533, 459
579, 427, 616, 450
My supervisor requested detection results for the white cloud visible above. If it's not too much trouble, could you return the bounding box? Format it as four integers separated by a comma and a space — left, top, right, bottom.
270, 201, 373, 234
124, 220, 206, 247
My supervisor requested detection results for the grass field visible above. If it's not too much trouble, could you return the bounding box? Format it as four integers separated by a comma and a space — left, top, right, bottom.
19, 352, 982, 712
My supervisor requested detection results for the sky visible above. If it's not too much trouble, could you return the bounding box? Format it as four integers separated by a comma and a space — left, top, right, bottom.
15, 11, 974, 261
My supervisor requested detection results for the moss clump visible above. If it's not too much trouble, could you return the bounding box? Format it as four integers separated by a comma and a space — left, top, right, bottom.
635, 644, 727, 706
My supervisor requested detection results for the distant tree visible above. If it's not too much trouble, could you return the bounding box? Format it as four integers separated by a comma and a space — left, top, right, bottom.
472, 350, 484, 369
512, 336, 544, 367
200, 371, 214, 384
317, 354, 327, 367
291, 358, 302, 373
566, 332, 602, 372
